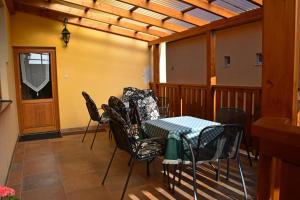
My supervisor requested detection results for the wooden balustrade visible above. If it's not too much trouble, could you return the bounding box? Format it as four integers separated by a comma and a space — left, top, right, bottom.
212, 85, 262, 146
150, 82, 208, 118
150, 82, 262, 152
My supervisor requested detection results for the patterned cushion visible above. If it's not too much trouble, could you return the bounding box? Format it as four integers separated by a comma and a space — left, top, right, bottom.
136, 141, 164, 159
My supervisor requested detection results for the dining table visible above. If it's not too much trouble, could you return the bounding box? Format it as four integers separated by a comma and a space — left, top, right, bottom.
144, 116, 222, 164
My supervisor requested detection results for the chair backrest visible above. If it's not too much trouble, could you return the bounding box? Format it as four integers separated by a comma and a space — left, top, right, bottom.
82, 91, 101, 122
122, 87, 158, 107
129, 95, 160, 123
193, 124, 244, 162
102, 104, 135, 154
108, 96, 131, 125
216, 107, 247, 126
157, 97, 170, 118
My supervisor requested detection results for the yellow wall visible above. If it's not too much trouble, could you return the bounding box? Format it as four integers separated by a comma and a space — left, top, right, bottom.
10, 12, 151, 130
0, 4, 19, 184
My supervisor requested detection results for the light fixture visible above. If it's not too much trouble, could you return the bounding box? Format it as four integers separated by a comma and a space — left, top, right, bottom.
61, 18, 70, 46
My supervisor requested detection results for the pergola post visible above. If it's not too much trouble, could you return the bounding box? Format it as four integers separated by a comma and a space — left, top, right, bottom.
206, 31, 216, 120
255, 0, 300, 199
152, 44, 160, 83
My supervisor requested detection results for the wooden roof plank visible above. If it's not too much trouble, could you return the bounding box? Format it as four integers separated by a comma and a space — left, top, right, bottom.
148, 8, 262, 45
181, 0, 238, 18
15, 0, 168, 37
59, 0, 187, 32
117, 0, 208, 26
4, 0, 16, 14
14, 2, 156, 42
247, 0, 263, 6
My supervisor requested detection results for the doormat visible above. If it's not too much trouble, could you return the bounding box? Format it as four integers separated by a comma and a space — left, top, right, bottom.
18, 131, 62, 142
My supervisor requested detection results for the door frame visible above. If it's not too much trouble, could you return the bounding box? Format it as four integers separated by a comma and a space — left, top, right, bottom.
13, 46, 60, 135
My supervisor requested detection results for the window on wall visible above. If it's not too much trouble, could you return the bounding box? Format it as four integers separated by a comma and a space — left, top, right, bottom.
224, 56, 231, 68
256, 53, 263, 65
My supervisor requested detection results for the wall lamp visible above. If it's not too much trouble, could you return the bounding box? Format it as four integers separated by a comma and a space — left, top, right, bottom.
61, 18, 70, 46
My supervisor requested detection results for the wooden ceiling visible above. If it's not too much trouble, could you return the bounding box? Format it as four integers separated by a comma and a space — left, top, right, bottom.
7, 0, 262, 42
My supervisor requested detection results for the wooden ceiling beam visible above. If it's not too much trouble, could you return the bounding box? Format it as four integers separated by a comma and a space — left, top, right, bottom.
4, 0, 16, 14
15, 0, 168, 37
59, 0, 187, 32
14, 2, 156, 42
247, 0, 263, 6
148, 8, 262, 45
117, 0, 208, 26
181, 0, 238, 18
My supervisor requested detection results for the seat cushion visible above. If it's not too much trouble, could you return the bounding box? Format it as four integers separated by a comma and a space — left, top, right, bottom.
135, 141, 164, 160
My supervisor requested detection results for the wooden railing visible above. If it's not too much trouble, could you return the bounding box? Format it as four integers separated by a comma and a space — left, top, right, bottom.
212, 85, 262, 144
150, 82, 262, 151
150, 83, 209, 119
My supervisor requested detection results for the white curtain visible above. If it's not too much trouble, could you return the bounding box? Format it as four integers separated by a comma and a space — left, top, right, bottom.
20, 53, 50, 96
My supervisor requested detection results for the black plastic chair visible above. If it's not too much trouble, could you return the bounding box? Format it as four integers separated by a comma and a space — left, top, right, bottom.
179, 124, 248, 200
216, 107, 253, 179
101, 104, 165, 200
81, 91, 110, 149
157, 97, 170, 118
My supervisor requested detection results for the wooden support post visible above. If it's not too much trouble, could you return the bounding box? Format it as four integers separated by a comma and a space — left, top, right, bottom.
254, 1, 300, 199
152, 44, 160, 83
206, 31, 216, 120
262, 0, 300, 124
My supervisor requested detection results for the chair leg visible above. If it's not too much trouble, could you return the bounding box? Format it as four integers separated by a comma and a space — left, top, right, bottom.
216, 160, 220, 181
191, 156, 198, 200
108, 128, 112, 140
237, 156, 248, 200
178, 163, 183, 186
171, 164, 177, 192
167, 164, 171, 190
82, 118, 91, 143
163, 164, 166, 180
244, 137, 253, 167
121, 157, 136, 200
146, 160, 151, 177
101, 146, 117, 185
90, 123, 100, 150
226, 158, 230, 180
128, 156, 132, 167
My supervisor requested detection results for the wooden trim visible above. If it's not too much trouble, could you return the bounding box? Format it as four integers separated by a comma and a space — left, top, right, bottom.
117, 0, 209, 26
15, 3, 156, 42
247, 0, 263, 6
4, 0, 15, 14
182, 0, 237, 18
61, 124, 107, 135
148, 8, 262, 45
212, 85, 261, 90
206, 31, 215, 120
13, 47, 60, 135
15, 0, 167, 38
152, 44, 160, 83
57, 0, 187, 32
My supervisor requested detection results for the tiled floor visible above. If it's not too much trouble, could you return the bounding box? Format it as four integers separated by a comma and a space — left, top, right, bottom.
7, 131, 257, 200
